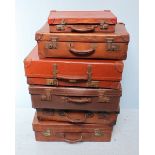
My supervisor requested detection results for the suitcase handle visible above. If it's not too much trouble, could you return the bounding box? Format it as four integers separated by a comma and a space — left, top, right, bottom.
70, 26, 95, 32
69, 43, 95, 56
61, 133, 83, 143
67, 97, 92, 104
64, 112, 88, 123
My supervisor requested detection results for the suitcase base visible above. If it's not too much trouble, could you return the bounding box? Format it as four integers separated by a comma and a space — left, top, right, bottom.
33, 113, 114, 142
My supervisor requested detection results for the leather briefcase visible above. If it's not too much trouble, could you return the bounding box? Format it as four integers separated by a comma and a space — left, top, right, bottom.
29, 85, 122, 112
48, 10, 117, 33
24, 46, 123, 89
37, 109, 119, 125
36, 23, 129, 59
33, 113, 114, 142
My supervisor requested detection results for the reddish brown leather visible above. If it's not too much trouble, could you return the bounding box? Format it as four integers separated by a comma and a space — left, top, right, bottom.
48, 10, 117, 24
36, 23, 129, 59
33, 113, 113, 142
48, 10, 117, 33
29, 85, 122, 112
27, 77, 121, 89
24, 46, 123, 89
37, 109, 118, 125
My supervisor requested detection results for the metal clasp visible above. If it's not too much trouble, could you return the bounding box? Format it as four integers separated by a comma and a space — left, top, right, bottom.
46, 37, 58, 49
56, 19, 65, 31
100, 21, 109, 30
94, 129, 104, 137
42, 129, 51, 137
106, 38, 119, 51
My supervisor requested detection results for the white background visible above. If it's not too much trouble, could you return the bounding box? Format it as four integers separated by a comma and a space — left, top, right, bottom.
15, 0, 139, 109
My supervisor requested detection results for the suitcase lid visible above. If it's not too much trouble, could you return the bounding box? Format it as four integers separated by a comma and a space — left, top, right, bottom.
33, 113, 113, 133
24, 46, 124, 82
48, 10, 117, 25
35, 23, 129, 43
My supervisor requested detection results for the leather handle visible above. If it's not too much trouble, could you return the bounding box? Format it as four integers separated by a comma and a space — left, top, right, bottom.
57, 75, 87, 83
69, 43, 95, 56
70, 26, 95, 32
64, 112, 88, 123
67, 97, 92, 104
62, 133, 83, 143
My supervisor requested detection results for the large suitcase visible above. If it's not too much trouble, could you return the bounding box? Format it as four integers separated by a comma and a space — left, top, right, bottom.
29, 85, 122, 112
33, 113, 114, 142
48, 10, 117, 33
36, 23, 129, 59
37, 109, 119, 124
24, 46, 123, 89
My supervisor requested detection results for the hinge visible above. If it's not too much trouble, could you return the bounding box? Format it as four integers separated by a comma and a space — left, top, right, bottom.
46, 37, 58, 49
56, 19, 65, 31
106, 38, 119, 51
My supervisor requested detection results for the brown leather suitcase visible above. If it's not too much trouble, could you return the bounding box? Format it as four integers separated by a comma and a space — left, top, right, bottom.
29, 85, 122, 112
36, 23, 129, 59
48, 10, 117, 33
24, 46, 123, 89
33, 113, 114, 142
37, 109, 119, 125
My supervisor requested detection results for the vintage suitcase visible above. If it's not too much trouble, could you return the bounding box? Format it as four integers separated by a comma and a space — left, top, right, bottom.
36, 22, 129, 59
33, 113, 114, 142
24, 46, 123, 89
29, 85, 122, 112
37, 109, 119, 125
48, 10, 117, 33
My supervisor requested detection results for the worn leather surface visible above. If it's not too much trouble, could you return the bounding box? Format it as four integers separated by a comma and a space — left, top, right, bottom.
37, 109, 118, 125
33, 113, 113, 142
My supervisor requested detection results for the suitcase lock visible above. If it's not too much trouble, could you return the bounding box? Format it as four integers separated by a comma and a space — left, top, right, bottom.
94, 129, 104, 137
106, 38, 119, 51
42, 129, 51, 137
56, 19, 65, 31
46, 37, 58, 49
100, 21, 109, 30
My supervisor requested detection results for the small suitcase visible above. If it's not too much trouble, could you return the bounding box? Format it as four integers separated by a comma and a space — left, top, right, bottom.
29, 85, 122, 112
24, 46, 123, 89
48, 10, 117, 33
37, 109, 119, 125
33, 113, 114, 142
36, 23, 129, 59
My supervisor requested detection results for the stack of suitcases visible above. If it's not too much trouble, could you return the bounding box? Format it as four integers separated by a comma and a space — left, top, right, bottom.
24, 10, 130, 143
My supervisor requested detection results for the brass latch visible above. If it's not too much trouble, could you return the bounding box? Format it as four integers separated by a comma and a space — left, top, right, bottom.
100, 21, 109, 30
46, 37, 57, 49
106, 38, 119, 51
42, 129, 51, 137
94, 129, 104, 137
56, 19, 65, 31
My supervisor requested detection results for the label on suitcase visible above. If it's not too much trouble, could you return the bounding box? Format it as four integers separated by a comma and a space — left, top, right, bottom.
33, 113, 113, 142
37, 109, 119, 125
24, 46, 123, 89
48, 10, 117, 33
36, 23, 129, 59
29, 85, 122, 112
